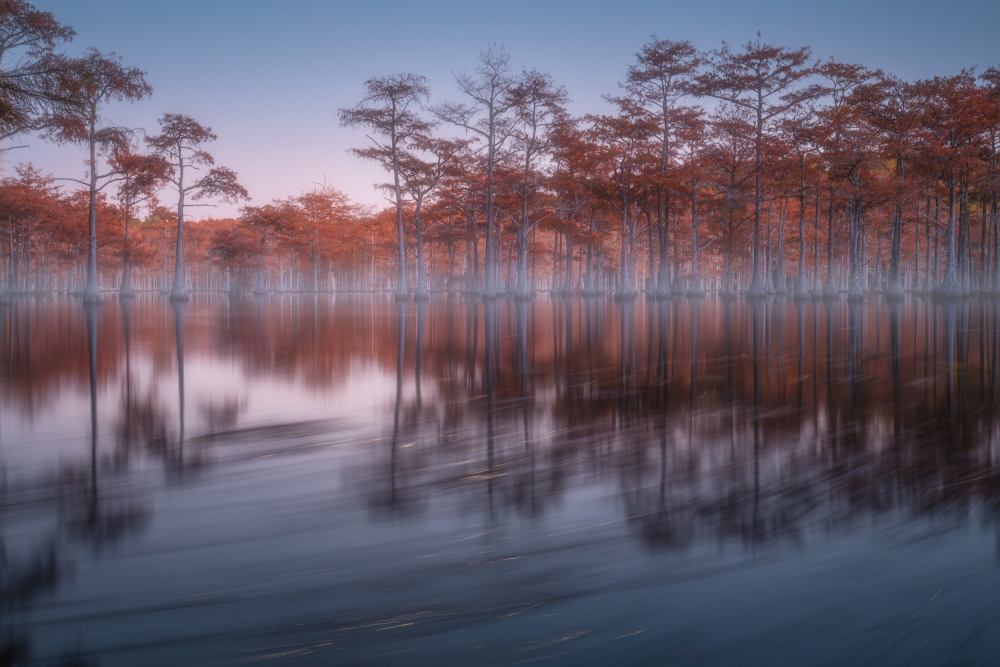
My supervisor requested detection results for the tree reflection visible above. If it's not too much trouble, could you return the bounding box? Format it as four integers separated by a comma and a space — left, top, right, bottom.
370, 298, 416, 517
172, 301, 187, 473
415, 299, 425, 407
484, 298, 497, 516
514, 298, 540, 517
65, 303, 149, 548
1, 300, 150, 665
353, 296, 1000, 552
5, 293, 1000, 646
751, 299, 764, 543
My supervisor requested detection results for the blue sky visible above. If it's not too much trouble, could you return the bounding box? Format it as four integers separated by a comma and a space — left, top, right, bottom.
11, 0, 1000, 217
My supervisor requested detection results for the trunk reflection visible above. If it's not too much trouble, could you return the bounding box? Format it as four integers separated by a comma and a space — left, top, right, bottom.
1, 294, 1000, 664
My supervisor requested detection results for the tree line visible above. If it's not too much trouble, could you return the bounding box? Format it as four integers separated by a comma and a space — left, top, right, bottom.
3, 1, 999, 303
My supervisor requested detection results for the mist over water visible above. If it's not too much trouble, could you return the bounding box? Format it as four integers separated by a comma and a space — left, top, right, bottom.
2, 294, 1000, 665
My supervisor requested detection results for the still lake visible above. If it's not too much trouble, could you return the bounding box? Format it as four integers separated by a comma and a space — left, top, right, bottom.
2, 293, 1000, 666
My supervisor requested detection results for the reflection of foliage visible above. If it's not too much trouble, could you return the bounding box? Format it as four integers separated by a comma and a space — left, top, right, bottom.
0, 541, 61, 609
0, 541, 60, 666
350, 296, 1000, 555
63, 501, 149, 550
2, 294, 1000, 664
4, 294, 1000, 641
0, 533, 103, 665
198, 395, 247, 433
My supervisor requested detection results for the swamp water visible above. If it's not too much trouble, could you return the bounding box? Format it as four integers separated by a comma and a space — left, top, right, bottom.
2, 294, 1000, 665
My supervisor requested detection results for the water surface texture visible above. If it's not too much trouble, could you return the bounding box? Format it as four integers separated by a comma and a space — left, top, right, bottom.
2, 295, 1000, 666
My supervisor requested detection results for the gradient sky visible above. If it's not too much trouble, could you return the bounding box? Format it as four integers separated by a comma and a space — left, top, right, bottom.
10, 0, 1000, 219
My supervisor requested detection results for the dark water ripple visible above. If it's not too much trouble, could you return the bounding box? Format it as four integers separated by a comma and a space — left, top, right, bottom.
2, 294, 1000, 665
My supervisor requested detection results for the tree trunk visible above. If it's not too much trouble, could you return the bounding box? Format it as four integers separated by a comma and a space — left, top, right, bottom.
120, 252, 133, 298
941, 175, 961, 296
797, 177, 807, 295
515, 191, 530, 298
824, 188, 838, 296
887, 202, 904, 297
721, 236, 735, 296
925, 196, 935, 290
812, 182, 821, 293
775, 198, 787, 294
84, 115, 102, 304
958, 178, 970, 293
645, 208, 654, 293
120, 207, 134, 298
553, 231, 562, 292
992, 192, 1000, 292
848, 194, 864, 297
391, 132, 408, 299
657, 110, 672, 297
171, 154, 189, 302
414, 222, 428, 299
564, 232, 574, 295
690, 190, 701, 294
466, 213, 479, 293
617, 200, 636, 299
914, 202, 921, 293
585, 208, 596, 294
746, 108, 765, 297
657, 196, 671, 297
484, 134, 497, 299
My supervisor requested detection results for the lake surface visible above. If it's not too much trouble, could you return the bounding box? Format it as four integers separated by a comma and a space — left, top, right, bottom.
2, 293, 1000, 666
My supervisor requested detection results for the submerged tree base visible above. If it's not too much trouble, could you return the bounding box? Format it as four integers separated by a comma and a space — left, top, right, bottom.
930, 288, 968, 302
744, 281, 769, 299
884, 290, 905, 303
82, 289, 103, 305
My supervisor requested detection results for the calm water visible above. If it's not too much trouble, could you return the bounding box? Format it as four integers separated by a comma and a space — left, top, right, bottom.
2, 294, 1000, 666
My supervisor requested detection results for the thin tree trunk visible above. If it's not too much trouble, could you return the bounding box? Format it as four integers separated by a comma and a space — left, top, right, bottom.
171, 153, 189, 302
797, 174, 807, 294
515, 190, 531, 297
84, 115, 101, 304
120, 207, 134, 297
824, 188, 837, 296
690, 189, 701, 294
941, 175, 961, 295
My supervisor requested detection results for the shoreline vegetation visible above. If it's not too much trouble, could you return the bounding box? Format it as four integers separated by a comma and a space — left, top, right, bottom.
2, 4, 999, 305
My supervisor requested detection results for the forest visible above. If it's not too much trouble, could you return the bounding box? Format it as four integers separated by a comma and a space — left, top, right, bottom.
2, 1, 999, 304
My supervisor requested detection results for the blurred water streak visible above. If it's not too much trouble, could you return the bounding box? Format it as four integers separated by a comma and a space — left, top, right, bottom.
1, 294, 999, 665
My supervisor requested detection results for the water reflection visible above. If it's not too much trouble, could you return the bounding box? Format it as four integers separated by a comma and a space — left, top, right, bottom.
1, 295, 1000, 664
65, 303, 149, 547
